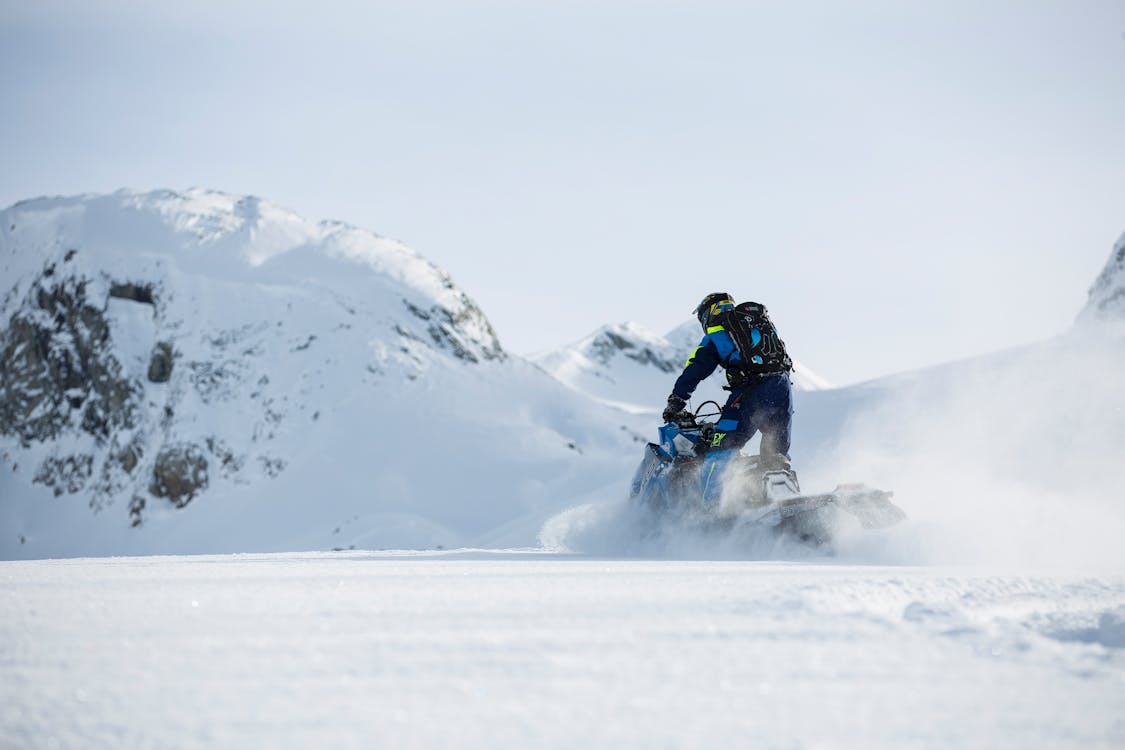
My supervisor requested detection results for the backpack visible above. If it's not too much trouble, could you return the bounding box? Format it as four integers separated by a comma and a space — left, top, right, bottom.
718, 301, 793, 376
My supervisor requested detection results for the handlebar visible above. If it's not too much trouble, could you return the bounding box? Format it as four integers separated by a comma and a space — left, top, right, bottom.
666, 400, 723, 430
693, 400, 722, 421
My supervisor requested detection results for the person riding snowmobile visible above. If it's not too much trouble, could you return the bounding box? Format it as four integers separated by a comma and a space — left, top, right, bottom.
662, 292, 794, 506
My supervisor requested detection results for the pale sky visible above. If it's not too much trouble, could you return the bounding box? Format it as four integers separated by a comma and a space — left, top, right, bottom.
3, 0, 1124, 385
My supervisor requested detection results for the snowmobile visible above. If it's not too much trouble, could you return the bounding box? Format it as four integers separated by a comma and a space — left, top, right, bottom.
629, 402, 906, 546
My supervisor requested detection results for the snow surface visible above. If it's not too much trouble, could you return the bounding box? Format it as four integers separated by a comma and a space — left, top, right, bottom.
2, 551, 1123, 749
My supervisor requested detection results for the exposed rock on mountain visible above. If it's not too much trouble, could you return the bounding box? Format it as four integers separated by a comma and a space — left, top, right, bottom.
0, 267, 140, 504
584, 323, 681, 374
1077, 231, 1125, 324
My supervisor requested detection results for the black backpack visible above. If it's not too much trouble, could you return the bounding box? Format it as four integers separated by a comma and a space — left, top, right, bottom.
718, 301, 793, 376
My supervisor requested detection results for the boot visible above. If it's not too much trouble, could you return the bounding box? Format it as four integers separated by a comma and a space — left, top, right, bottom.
759, 453, 792, 472
760, 453, 800, 501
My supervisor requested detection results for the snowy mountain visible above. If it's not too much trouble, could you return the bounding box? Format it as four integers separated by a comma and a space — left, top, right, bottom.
532, 319, 831, 412
0, 189, 637, 559
1077, 230, 1125, 324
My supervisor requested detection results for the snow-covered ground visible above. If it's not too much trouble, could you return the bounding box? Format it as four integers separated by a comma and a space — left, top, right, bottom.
3, 551, 1123, 749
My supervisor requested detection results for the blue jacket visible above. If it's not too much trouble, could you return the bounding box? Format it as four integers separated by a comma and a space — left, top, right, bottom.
672, 326, 744, 400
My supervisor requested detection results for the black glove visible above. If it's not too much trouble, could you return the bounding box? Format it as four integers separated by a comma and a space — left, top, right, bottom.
695, 423, 714, 456
662, 394, 688, 423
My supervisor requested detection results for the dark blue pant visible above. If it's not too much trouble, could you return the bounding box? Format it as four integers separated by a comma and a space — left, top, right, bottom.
701, 373, 793, 504
711, 373, 793, 456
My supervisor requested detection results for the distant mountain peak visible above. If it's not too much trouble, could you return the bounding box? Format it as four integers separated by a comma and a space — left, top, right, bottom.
532, 318, 832, 411
1078, 230, 1125, 324
584, 322, 681, 374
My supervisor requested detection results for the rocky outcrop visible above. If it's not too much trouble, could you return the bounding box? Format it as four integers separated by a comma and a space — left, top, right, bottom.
33, 454, 93, 497
0, 270, 138, 447
149, 444, 208, 508
588, 327, 680, 373
1078, 231, 1125, 324
403, 298, 505, 364
0, 262, 207, 514
109, 282, 156, 306
148, 342, 174, 383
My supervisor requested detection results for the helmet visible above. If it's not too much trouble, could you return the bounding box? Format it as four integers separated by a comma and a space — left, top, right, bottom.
695, 292, 734, 331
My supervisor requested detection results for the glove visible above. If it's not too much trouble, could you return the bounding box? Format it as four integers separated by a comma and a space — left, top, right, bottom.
694, 423, 714, 456
662, 394, 688, 423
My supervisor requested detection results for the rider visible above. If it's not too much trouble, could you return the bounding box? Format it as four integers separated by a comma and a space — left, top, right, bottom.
661, 292, 794, 505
